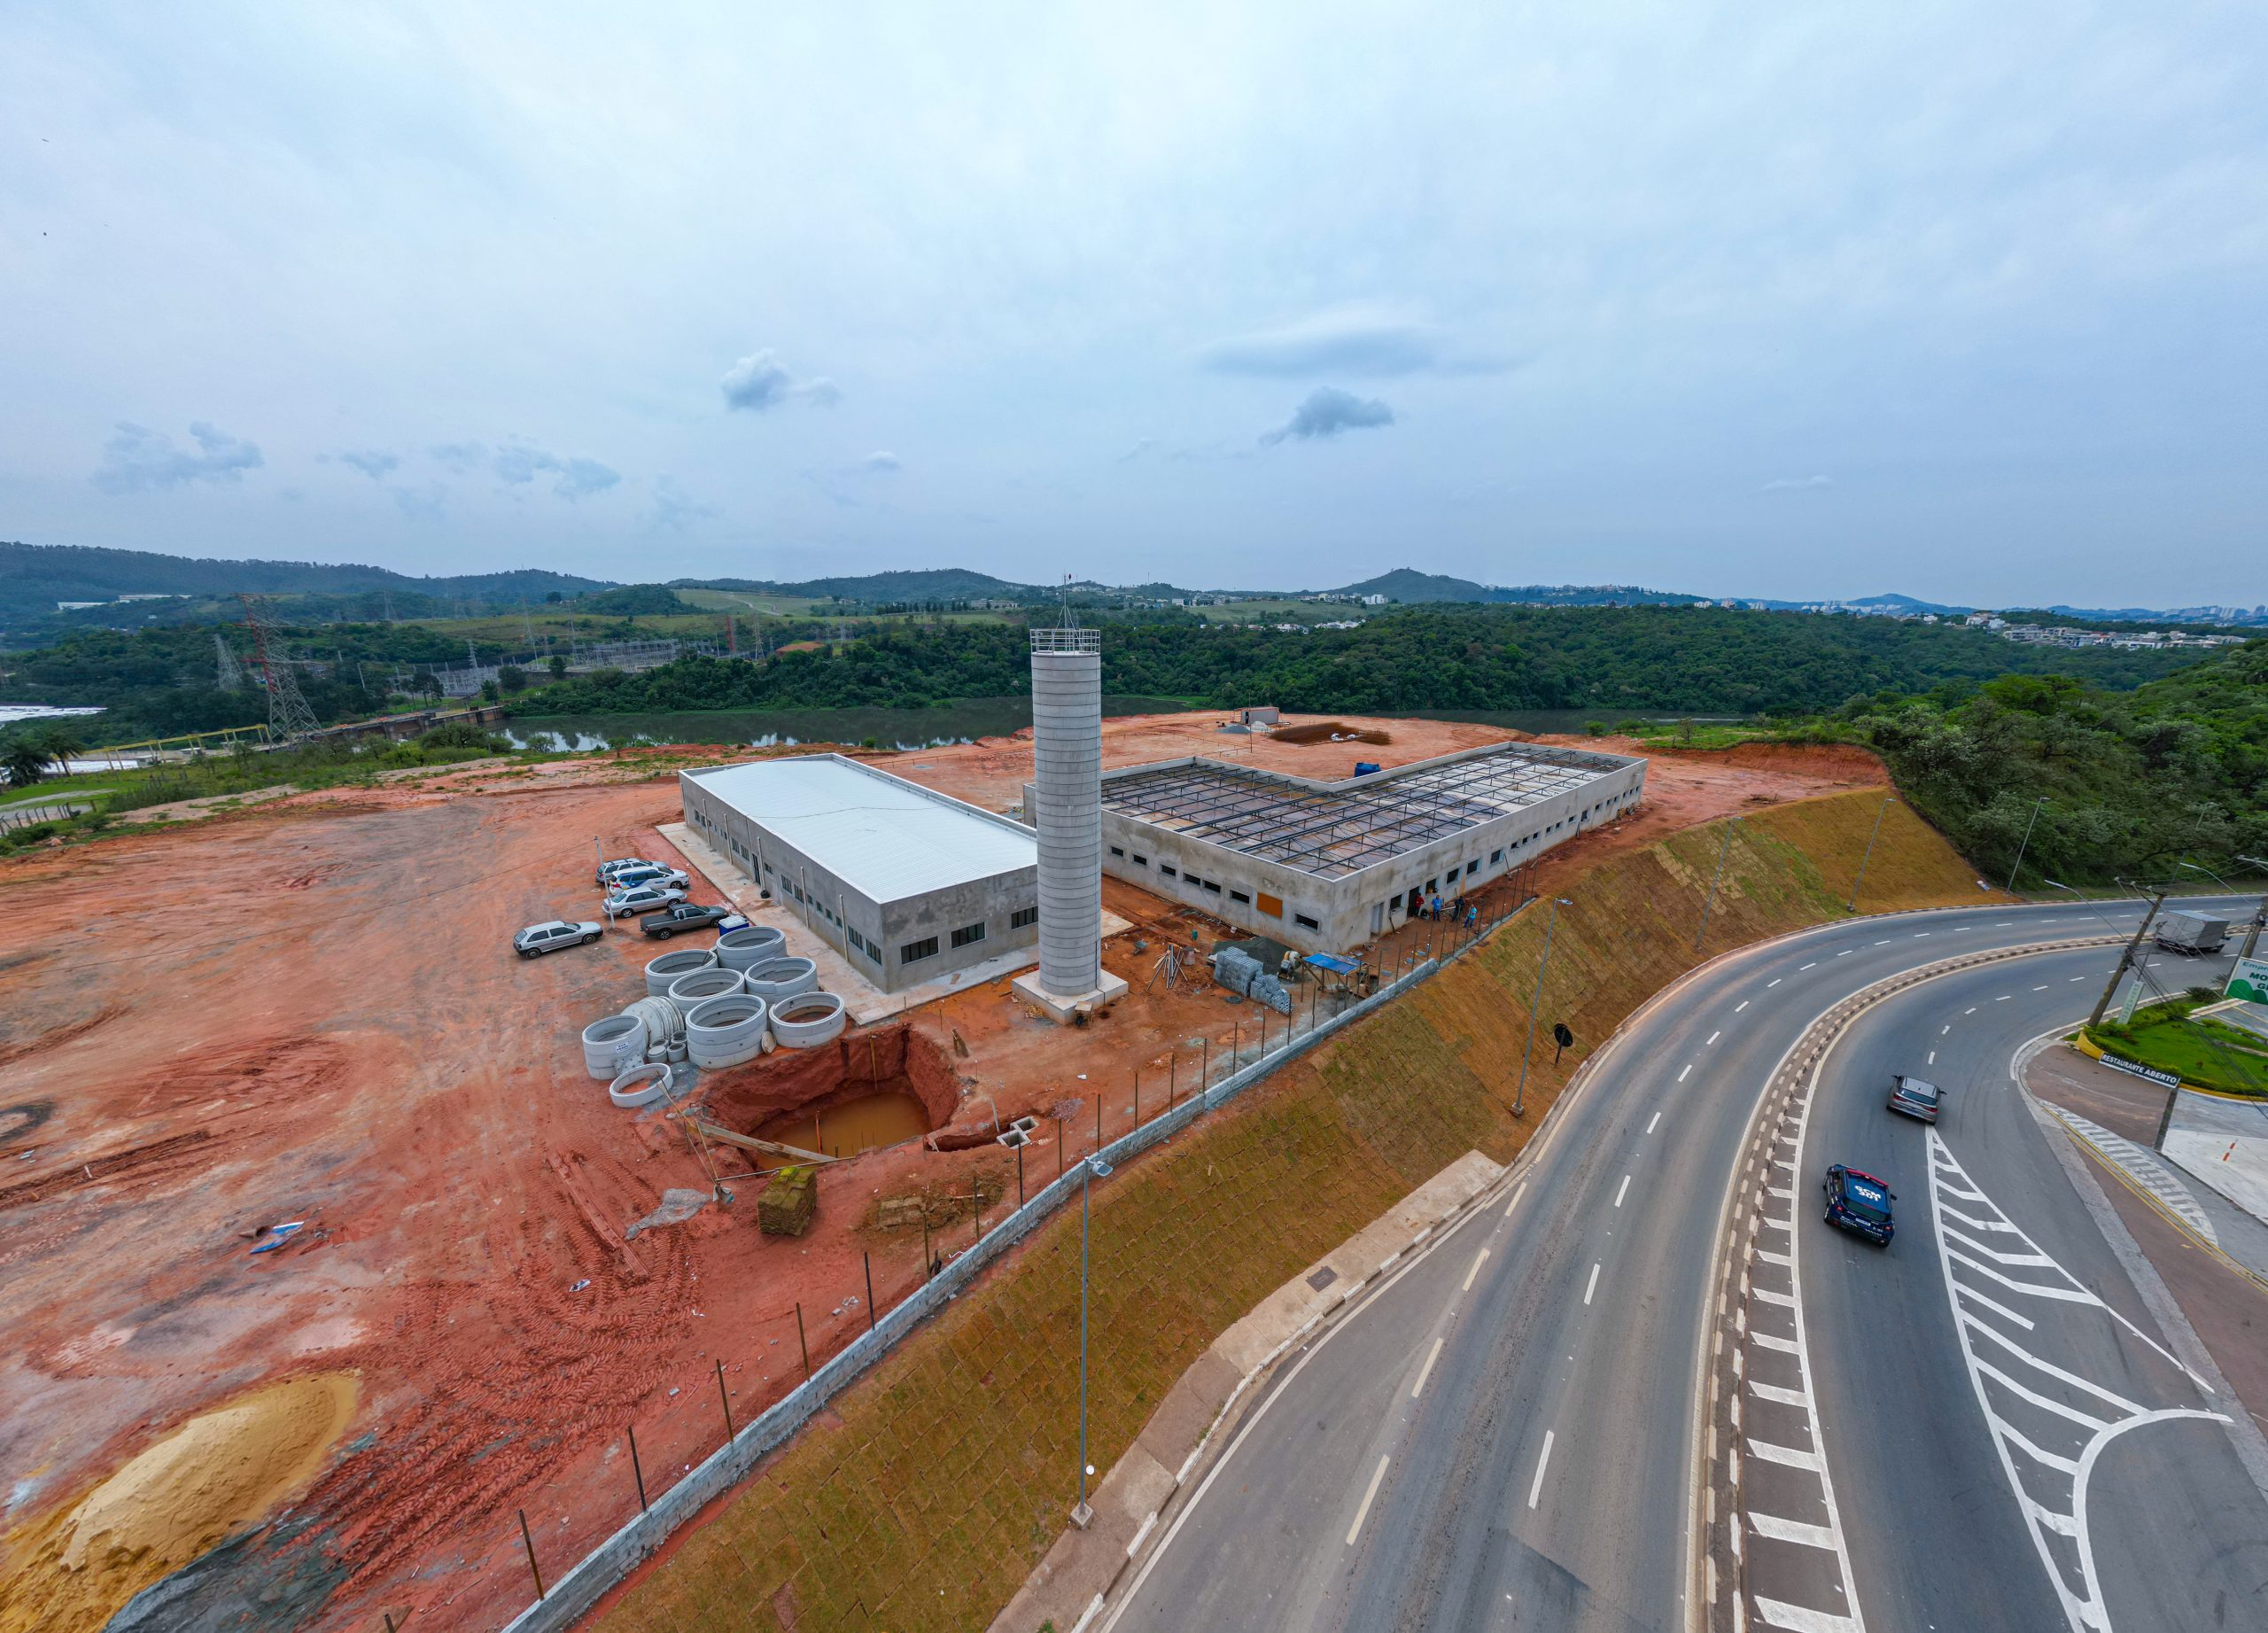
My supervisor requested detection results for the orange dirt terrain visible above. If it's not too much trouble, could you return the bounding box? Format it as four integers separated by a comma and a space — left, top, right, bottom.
0, 716, 1888, 1632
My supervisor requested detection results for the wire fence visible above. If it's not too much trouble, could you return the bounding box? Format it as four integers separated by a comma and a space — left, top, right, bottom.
424, 884, 1534, 1633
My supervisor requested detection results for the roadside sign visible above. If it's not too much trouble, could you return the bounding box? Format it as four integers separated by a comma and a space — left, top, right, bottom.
2228, 956, 2268, 1005
2100, 1053, 2181, 1091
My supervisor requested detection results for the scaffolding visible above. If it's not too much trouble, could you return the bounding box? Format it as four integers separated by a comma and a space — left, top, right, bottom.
1101, 744, 1621, 880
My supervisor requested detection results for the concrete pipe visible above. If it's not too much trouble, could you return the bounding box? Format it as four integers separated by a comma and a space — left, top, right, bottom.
742, 956, 819, 1000
621, 995, 685, 1050
581, 1014, 645, 1080
716, 925, 788, 972
769, 991, 847, 1049
666, 967, 745, 1020
609, 1061, 679, 1110
644, 947, 717, 995
686, 993, 771, 1069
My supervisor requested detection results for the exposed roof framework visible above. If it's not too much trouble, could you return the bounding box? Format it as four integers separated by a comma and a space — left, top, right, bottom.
1101, 746, 1624, 880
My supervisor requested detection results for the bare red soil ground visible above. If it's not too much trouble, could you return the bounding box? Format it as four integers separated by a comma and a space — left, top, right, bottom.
0, 717, 1883, 1631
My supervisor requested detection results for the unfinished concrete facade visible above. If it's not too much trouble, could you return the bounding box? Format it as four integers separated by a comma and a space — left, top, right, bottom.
680, 755, 1039, 995
1013, 626, 1130, 1022
1040, 740, 1646, 955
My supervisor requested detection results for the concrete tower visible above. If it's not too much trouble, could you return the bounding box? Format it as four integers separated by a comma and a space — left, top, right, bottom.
1014, 626, 1128, 1022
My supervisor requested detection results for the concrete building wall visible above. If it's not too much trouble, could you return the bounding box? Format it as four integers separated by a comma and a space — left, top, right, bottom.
1029, 636, 1103, 994
1045, 744, 1646, 955
681, 778, 1037, 993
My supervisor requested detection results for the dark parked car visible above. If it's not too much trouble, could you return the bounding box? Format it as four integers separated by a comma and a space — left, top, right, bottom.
514, 919, 602, 957
640, 902, 734, 938
1823, 1164, 1895, 1245
1887, 1075, 1942, 1123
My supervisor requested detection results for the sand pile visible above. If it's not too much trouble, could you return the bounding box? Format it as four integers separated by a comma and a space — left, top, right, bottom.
0, 1372, 356, 1633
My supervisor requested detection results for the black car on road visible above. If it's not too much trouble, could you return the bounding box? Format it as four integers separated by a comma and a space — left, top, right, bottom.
640, 902, 734, 938
1823, 1164, 1896, 1245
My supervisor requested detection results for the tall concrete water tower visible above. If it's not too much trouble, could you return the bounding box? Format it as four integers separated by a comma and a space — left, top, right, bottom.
1013, 625, 1129, 1022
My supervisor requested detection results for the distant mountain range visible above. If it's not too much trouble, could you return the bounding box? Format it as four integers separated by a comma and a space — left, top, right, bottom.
4, 541, 2258, 642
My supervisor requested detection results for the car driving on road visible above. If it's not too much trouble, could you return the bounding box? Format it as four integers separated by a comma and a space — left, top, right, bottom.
1887, 1074, 1943, 1123
513, 919, 602, 957
1823, 1164, 1896, 1245
604, 883, 687, 918
639, 902, 733, 938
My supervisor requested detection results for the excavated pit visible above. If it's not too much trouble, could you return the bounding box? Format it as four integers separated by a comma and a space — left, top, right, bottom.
702, 1023, 960, 1162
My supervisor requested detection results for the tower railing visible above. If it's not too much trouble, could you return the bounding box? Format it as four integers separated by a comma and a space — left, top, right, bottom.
1029, 627, 1100, 654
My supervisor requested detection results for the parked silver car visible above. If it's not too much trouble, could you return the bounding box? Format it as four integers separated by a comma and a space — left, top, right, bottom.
604, 883, 687, 918
514, 919, 603, 956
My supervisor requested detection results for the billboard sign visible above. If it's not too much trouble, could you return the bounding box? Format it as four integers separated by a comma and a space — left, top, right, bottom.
2229, 956, 2268, 1006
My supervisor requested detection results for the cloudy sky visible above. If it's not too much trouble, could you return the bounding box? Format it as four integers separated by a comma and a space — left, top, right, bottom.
4, 2, 2263, 605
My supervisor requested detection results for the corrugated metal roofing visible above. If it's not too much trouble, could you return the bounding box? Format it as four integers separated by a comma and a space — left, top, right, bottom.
688, 756, 1035, 903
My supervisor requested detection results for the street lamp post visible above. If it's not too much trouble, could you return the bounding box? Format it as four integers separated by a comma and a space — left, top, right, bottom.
1695, 819, 1737, 950
1847, 796, 1898, 913
2006, 797, 2048, 892
1071, 1154, 1113, 1528
1515, 898, 1573, 1119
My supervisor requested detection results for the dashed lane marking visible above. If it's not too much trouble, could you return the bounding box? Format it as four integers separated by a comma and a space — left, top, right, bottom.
1527, 1431, 1555, 1509
1347, 1455, 1390, 1546
1584, 1263, 1601, 1305
1647, 1112, 1662, 1134
1463, 1248, 1490, 1292
1616, 1174, 1632, 1207
1411, 1336, 1443, 1399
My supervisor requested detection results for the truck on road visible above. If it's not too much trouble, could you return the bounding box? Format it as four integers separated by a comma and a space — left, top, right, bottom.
2155, 911, 2229, 955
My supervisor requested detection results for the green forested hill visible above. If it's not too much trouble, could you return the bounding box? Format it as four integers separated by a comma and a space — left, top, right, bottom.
1841, 641, 2266, 884
519, 606, 2201, 717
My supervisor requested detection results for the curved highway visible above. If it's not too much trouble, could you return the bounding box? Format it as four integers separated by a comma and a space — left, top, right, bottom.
1101, 896, 2268, 1633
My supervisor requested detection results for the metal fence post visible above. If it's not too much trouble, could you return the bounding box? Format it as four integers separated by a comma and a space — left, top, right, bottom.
864, 1252, 877, 1331
716, 1358, 735, 1442
628, 1427, 649, 1512
796, 1302, 811, 1380
517, 1508, 546, 1601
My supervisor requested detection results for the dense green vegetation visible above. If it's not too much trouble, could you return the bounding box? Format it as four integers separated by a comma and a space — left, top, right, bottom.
1829, 640, 2266, 886
514, 606, 2199, 717
2085, 997, 2268, 1096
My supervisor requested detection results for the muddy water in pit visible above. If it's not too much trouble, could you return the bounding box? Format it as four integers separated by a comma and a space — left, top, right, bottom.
757, 1089, 931, 1159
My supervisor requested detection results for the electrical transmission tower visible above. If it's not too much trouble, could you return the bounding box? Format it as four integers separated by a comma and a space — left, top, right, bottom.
213, 632, 245, 692
237, 595, 321, 741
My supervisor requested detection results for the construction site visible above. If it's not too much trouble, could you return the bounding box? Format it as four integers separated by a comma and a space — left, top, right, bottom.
0, 626, 1951, 1633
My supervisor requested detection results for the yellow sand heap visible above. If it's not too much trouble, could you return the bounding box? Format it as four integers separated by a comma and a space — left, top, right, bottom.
0, 1372, 357, 1633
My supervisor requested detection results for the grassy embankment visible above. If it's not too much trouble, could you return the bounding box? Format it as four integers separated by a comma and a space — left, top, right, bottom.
589, 791, 1988, 1633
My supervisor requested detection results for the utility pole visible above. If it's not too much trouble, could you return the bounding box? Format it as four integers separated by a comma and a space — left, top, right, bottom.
237, 595, 320, 741
1847, 795, 1898, 913
2005, 797, 2048, 892
2089, 884, 2168, 1029
1695, 819, 1737, 950
2238, 856, 2268, 960
1515, 898, 1573, 1118
213, 632, 245, 692
1071, 1154, 1112, 1528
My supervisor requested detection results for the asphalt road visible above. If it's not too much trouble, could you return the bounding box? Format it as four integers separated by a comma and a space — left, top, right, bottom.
1799, 945, 2268, 1632
1104, 895, 2265, 1633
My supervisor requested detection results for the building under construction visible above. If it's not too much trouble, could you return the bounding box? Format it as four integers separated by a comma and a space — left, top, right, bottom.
1079, 741, 1645, 953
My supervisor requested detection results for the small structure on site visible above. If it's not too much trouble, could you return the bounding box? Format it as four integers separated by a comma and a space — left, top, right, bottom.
1012, 625, 1130, 1023
680, 755, 1040, 995
1076, 740, 1647, 953
758, 1166, 817, 1236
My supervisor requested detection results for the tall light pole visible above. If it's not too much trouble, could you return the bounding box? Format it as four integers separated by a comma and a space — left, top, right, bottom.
1847, 796, 1898, 913
1695, 819, 1737, 950
1071, 1154, 1113, 1528
2005, 797, 2048, 892
1515, 898, 1573, 1119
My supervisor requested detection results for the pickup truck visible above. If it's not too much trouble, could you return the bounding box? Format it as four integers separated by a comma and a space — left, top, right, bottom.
640, 902, 734, 938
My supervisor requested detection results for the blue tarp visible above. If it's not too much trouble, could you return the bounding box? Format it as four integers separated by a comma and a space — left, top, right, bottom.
1303, 953, 1360, 974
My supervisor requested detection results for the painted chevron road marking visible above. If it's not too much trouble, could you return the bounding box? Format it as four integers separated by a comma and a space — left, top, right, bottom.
2043, 1108, 2218, 1247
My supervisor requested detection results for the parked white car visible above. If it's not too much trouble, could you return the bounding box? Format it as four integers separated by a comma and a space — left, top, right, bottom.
604, 883, 687, 918
514, 919, 603, 956
594, 856, 651, 884
606, 865, 690, 892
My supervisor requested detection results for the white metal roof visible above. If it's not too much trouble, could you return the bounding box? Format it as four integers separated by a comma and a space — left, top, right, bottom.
687, 755, 1035, 903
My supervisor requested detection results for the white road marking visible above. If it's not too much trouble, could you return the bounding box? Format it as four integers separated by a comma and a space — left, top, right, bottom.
1799, 962, 1817, 971
2069, 976, 2085, 982
1736, 1000, 1750, 1013
2033, 984, 2049, 991
1526, 1431, 1555, 1508
1995, 995, 2012, 1002
1615, 1174, 1632, 1207
1506, 1180, 1527, 1217
1750, 1511, 1837, 1549
1927, 1051, 1936, 1065
1411, 1335, 1444, 1399
1836, 949, 1852, 957
1347, 1455, 1390, 1545
1746, 1438, 1821, 1473
1940, 1024, 1950, 1035
1767, 977, 1782, 987
1585, 1263, 1601, 1304
1915, 932, 1930, 937
1749, 1380, 1808, 1408
1463, 1248, 1490, 1291
1678, 1064, 1693, 1083
1646, 1111, 1662, 1134
1708, 1031, 1721, 1046
1924, 1131, 2227, 1632
1965, 1007, 1977, 1015
1753, 1598, 1860, 1631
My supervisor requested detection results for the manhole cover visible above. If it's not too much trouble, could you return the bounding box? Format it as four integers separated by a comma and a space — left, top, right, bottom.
1307, 1266, 1339, 1292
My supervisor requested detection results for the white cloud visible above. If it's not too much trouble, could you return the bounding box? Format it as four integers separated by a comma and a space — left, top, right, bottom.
1202, 307, 1507, 378
856, 451, 901, 472
338, 448, 400, 479
721, 349, 841, 412
647, 476, 717, 530
90, 421, 263, 493
487, 441, 620, 500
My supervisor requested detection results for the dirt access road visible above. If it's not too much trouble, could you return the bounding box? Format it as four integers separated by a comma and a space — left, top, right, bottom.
0, 718, 1883, 1633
